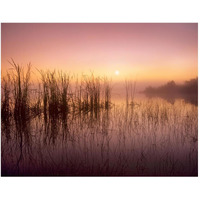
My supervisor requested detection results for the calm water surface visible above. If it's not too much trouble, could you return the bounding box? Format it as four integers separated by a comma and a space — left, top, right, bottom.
1, 95, 198, 176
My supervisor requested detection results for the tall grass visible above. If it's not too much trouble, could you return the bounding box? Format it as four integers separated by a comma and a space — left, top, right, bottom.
18, 65, 113, 119
8, 59, 31, 120
1, 73, 11, 120
60, 72, 70, 111
125, 79, 137, 107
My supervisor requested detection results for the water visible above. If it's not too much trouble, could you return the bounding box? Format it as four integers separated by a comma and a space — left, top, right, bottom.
1, 96, 198, 176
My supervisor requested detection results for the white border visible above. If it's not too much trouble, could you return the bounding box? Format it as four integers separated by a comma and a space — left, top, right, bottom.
0, 0, 200, 200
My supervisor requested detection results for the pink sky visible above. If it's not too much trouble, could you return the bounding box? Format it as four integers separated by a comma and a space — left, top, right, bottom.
1, 23, 198, 85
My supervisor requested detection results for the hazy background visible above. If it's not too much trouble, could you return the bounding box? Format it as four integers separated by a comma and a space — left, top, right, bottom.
1, 23, 198, 92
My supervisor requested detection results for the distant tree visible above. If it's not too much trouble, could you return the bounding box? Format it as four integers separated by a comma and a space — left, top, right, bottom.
143, 78, 197, 95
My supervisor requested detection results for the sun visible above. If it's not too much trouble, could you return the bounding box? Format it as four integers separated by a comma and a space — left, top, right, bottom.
115, 70, 119, 76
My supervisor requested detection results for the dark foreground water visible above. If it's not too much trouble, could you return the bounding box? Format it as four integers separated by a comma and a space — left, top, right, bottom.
1, 97, 198, 176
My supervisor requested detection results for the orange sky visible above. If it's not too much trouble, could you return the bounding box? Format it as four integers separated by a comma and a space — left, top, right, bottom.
1, 23, 198, 85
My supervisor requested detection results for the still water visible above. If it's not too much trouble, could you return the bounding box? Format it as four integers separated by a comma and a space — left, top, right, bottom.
1, 95, 198, 176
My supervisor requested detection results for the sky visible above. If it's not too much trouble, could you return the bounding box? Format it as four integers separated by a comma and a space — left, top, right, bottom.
1, 23, 198, 88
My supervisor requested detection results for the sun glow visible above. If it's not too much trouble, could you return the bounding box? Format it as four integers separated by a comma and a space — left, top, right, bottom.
115, 70, 119, 76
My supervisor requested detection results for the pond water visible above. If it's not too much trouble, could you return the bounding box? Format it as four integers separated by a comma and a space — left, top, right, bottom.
1, 96, 198, 176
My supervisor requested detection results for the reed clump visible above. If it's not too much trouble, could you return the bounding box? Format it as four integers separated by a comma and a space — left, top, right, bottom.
125, 79, 137, 107
79, 74, 105, 114
1, 73, 11, 121
7, 59, 31, 120
0, 62, 113, 120
104, 77, 112, 109
30, 84, 42, 116
59, 71, 70, 115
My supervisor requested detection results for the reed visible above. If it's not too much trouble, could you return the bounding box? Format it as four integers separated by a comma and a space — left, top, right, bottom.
125, 79, 137, 107
36, 69, 112, 118
1, 73, 11, 120
1, 61, 112, 121
8, 59, 31, 120
104, 77, 111, 109
59, 71, 70, 115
